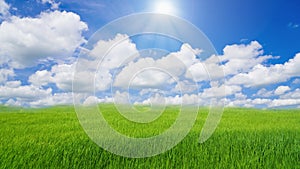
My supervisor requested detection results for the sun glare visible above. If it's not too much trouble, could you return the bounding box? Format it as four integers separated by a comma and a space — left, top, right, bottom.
154, 1, 176, 15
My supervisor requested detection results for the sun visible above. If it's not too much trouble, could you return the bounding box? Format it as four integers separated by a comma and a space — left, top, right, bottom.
153, 1, 176, 15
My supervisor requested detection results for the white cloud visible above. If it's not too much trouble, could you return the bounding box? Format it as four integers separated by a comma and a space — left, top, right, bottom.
228, 53, 300, 87
172, 80, 198, 94
284, 53, 300, 76
253, 86, 291, 98
280, 88, 300, 99
186, 41, 275, 83
0, 84, 52, 101
28, 34, 140, 96
29, 62, 112, 93
252, 98, 271, 105
83, 96, 100, 105
114, 91, 129, 104
171, 43, 202, 67
74, 68, 113, 92
82, 96, 113, 105
156, 51, 187, 77
139, 93, 166, 105
0, 0, 10, 19
2, 26, 300, 109
40, 0, 60, 10
224, 94, 300, 108
131, 69, 173, 88
73, 34, 139, 92
0, 68, 14, 83
5, 80, 21, 88
114, 43, 201, 89
0, 10, 87, 68
1, 88, 74, 107
149, 92, 300, 108
227, 64, 282, 87
137, 93, 198, 105
5, 99, 22, 107
180, 94, 198, 105
28, 64, 73, 91
186, 41, 275, 85
185, 54, 224, 82
268, 99, 300, 107
114, 56, 170, 89
51, 64, 74, 91
185, 62, 209, 81
255, 88, 273, 98
29, 70, 53, 87
274, 86, 291, 95
220, 41, 273, 75
89, 34, 139, 70
200, 84, 241, 98
234, 92, 247, 100
29, 92, 73, 107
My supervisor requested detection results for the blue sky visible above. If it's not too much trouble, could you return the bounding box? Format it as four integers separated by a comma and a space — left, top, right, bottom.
0, 0, 299, 108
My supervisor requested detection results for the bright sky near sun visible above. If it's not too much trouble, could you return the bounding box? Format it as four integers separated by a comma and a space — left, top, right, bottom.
0, 0, 299, 108
153, 1, 176, 14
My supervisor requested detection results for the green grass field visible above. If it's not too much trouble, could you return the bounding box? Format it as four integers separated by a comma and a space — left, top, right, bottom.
0, 105, 299, 168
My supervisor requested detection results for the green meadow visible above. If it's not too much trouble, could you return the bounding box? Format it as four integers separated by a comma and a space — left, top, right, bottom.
0, 105, 299, 168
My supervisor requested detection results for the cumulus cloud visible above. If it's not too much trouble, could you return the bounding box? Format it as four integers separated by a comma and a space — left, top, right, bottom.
5, 98, 22, 107
253, 86, 291, 98
220, 41, 273, 75
274, 86, 291, 95
5, 80, 21, 88
269, 99, 300, 107
0, 83, 52, 101
29, 64, 73, 91
0, 68, 14, 83
0, 0, 10, 19
200, 84, 241, 99
25, 33, 141, 108
254, 88, 273, 98
74, 68, 113, 92
114, 57, 172, 88
51, 64, 74, 91
185, 41, 274, 84
139, 93, 166, 105
73, 34, 139, 93
228, 53, 300, 87
172, 43, 202, 67
186, 41, 274, 82
89, 34, 139, 69
0, 10, 87, 68
83, 96, 101, 105
29, 70, 53, 87
130, 69, 173, 88
114, 91, 130, 104
2, 23, 300, 109
30, 64, 113, 94
251, 98, 272, 105
172, 80, 198, 94
280, 88, 300, 99
185, 62, 209, 81
114, 43, 201, 89
224, 92, 300, 108
40, 0, 60, 10
136, 93, 198, 105
29, 92, 73, 107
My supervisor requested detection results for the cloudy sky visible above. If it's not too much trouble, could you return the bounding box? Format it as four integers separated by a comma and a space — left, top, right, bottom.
0, 0, 299, 108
